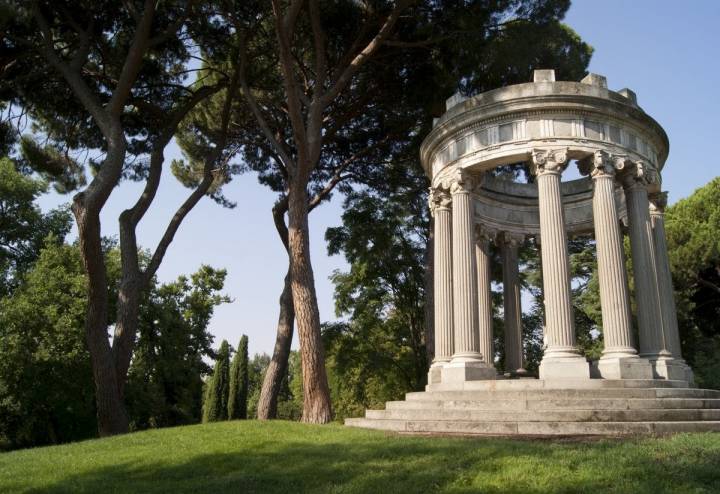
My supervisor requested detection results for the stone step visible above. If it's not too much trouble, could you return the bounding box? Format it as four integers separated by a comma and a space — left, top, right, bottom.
405, 388, 720, 401
386, 398, 720, 411
345, 418, 720, 435
425, 378, 690, 392
365, 408, 720, 422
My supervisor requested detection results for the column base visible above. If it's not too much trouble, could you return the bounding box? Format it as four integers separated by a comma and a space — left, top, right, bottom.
539, 356, 590, 380
592, 356, 654, 380
442, 361, 497, 383
651, 357, 688, 381
681, 362, 696, 387
427, 362, 446, 385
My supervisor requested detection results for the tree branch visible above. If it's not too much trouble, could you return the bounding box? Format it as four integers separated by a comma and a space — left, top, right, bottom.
108, 0, 156, 118
143, 57, 241, 282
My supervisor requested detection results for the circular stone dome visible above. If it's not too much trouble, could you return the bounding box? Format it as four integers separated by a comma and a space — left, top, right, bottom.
420, 70, 668, 235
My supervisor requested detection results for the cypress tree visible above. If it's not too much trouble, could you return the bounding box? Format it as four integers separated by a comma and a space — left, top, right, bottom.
202, 340, 230, 423
228, 335, 249, 419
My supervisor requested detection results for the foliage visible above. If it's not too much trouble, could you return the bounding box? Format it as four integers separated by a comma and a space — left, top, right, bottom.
665, 178, 720, 388
126, 267, 230, 430
1, 422, 720, 493
228, 335, 249, 420
0, 240, 95, 449
247, 352, 302, 421
0, 157, 72, 295
324, 175, 430, 419
202, 340, 230, 423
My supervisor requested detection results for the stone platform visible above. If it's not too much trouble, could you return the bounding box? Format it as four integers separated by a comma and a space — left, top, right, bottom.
344, 379, 720, 436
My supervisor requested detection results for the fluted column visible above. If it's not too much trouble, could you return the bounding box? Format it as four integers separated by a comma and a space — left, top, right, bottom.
501, 233, 526, 374
622, 164, 667, 359
532, 149, 589, 379
443, 169, 495, 383
648, 193, 681, 358
650, 192, 694, 383
450, 169, 482, 362
428, 185, 453, 384
475, 228, 494, 366
586, 152, 652, 379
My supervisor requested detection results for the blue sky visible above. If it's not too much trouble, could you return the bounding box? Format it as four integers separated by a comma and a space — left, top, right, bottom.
37, 0, 720, 357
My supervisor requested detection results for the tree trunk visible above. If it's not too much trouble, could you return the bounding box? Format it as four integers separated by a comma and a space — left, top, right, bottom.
287, 183, 333, 423
257, 268, 295, 419
72, 199, 129, 436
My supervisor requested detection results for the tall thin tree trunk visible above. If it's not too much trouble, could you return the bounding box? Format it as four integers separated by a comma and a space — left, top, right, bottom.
287, 184, 332, 423
73, 201, 129, 436
257, 268, 295, 419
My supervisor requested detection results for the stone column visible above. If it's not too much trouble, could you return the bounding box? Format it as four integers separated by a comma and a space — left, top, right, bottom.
531, 149, 589, 379
622, 163, 684, 380
585, 151, 652, 379
444, 169, 495, 382
649, 192, 694, 383
475, 227, 495, 367
501, 233, 526, 375
427, 185, 453, 384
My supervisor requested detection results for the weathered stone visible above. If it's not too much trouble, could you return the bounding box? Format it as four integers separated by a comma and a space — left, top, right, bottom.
349, 70, 709, 437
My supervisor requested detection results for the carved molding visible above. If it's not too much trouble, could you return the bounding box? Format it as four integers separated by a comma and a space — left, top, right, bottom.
649, 191, 669, 216
449, 167, 477, 194
475, 224, 498, 245
500, 231, 526, 248
429, 185, 452, 216
619, 160, 661, 192
531, 148, 569, 176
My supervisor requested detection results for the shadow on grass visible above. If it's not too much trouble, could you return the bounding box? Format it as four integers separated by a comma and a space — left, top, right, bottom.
24, 430, 720, 494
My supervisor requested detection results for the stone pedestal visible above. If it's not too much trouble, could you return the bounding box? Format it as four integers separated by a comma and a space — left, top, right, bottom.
652, 357, 690, 382
441, 360, 498, 383
532, 149, 590, 379
592, 357, 654, 380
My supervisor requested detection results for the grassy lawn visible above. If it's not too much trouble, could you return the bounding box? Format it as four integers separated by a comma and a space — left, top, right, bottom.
1, 421, 719, 493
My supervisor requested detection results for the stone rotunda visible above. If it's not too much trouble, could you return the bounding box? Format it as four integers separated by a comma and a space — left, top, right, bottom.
346, 70, 720, 435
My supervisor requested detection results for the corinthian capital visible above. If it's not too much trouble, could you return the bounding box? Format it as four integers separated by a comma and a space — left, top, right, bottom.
428, 185, 452, 216
449, 167, 476, 194
531, 148, 569, 176
500, 231, 525, 248
475, 224, 498, 245
619, 160, 661, 192
578, 150, 616, 179
649, 191, 669, 216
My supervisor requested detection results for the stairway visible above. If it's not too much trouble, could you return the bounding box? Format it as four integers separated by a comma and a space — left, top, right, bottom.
344, 379, 720, 436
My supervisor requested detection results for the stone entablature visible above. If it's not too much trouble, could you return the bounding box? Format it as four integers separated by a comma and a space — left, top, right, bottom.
422, 74, 669, 184
472, 175, 627, 237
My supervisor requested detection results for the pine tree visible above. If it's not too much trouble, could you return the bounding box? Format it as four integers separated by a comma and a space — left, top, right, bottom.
202, 340, 230, 423
228, 335, 249, 419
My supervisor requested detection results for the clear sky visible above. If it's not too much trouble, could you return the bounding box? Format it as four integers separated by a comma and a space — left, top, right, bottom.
36, 0, 720, 357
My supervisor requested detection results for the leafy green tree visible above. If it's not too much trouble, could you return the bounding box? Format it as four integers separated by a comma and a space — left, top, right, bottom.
203, 340, 230, 423
235, 0, 593, 421
126, 266, 230, 429
0, 157, 72, 295
665, 178, 720, 388
3, 1, 238, 435
228, 335, 249, 420
0, 240, 96, 449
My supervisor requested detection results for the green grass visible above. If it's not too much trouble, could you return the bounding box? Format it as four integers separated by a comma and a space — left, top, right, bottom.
0, 422, 719, 493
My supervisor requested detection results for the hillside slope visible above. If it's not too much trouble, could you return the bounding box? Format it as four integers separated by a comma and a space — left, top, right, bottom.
1, 421, 719, 493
